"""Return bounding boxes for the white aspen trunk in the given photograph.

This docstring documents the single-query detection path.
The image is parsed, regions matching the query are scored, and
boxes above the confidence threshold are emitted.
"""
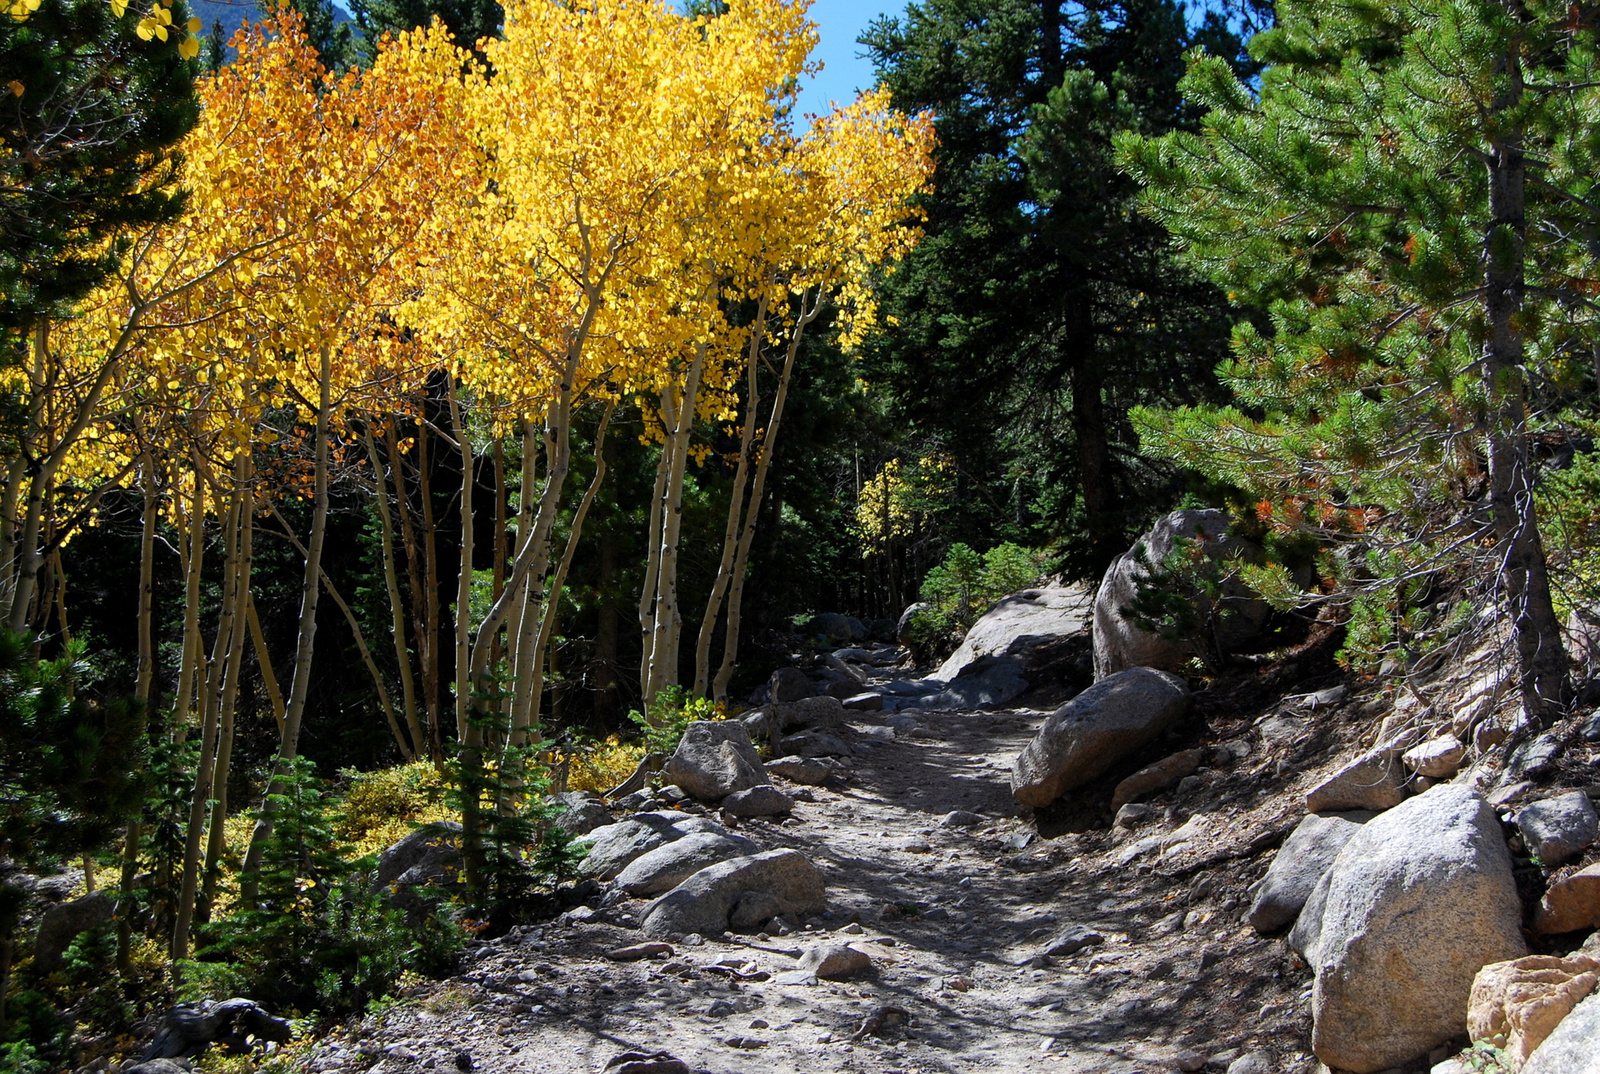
[508,421,544,735]
[239,344,332,905]
[713,293,821,702]
[171,456,206,745]
[172,463,239,960]
[201,454,252,918]
[246,596,284,736]
[448,380,476,743]
[364,425,423,755]
[636,412,671,713]
[695,294,770,695]
[644,343,706,706]
[135,444,158,703]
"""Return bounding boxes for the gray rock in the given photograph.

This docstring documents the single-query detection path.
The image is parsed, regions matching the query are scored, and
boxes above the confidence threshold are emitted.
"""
[614,832,758,897]
[766,756,832,785]
[1010,667,1192,809]
[1304,785,1527,1073]
[1040,925,1103,957]
[664,721,769,802]
[1248,811,1374,935]
[768,667,815,704]
[1523,986,1600,1074]
[934,581,1092,683]
[145,998,292,1060]
[30,889,114,975]
[551,792,613,837]
[641,850,826,938]
[1508,734,1564,779]
[1581,711,1600,744]
[797,944,872,980]
[1517,792,1598,867]
[1092,509,1268,680]
[778,729,854,758]
[841,692,884,712]
[123,1061,191,1074]
[722,785,794,818]
[1111,748,1204,811]
[578,812,725,881]
[939,810,984,829]
[374,823,465,916]
[770,695,846,733]
[1225,1053,1273,1074]
[917,656,1030,711]
[896,602,929,648]
[1304,750,1405,813]
[1115,802,1155,827]
[1401,736,1467,779]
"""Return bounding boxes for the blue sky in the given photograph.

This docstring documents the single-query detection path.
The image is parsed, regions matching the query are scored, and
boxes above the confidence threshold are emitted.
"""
[794,0,907,121]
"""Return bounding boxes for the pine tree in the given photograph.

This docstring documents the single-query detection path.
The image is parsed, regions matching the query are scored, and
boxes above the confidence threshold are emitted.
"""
[861,0,1245,574]
[1118,0,1596,723]
[0,0,199,353]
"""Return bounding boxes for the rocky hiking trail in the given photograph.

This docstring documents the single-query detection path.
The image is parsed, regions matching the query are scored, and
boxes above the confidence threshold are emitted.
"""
[309,694,1319,1074]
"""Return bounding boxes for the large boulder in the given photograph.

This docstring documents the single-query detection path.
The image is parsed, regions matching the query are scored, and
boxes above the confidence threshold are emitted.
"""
[31,890,115,975]
[1092,509,1267,680]
[577,812,727,881]
[914,656,1031,711]
[663,721,769,802]
[374,823,465,916]
[934,581,1092,683]
[1248,811,1373,935]
[1010,667,1191,809]
[614,832,758,897]
[640,849,826,938]
[1301,785,1527,1073]
[1523,986,1600,1074]
[1469,955,1600,1066]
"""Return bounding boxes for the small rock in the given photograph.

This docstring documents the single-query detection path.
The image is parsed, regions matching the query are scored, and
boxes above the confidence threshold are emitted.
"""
[1533,861,1600,934]
[1581,711,1600,743]
[1508,734,1563,778]
[1115,802,1155,828]
[839,921,864,934]
[940,810,984,829]
[1174,1051,1206,1073]
[842,692,884,712]
[773,969,817,985]
[722,785,795,818]
[897,837,932,853]
[1110,748,1204,811]
[1518,792,1599,867]
[1402,737,1468,779]
[1304,750,1404,813]
[797,944,873,980]
[604,1051,690,1074]
[765,756,832,785]
[723,1037,767,1049]
[606,942,675,962]
[749,1018,769,1029]
[1039,925,1103,957]
[1226,1053,1273,1074]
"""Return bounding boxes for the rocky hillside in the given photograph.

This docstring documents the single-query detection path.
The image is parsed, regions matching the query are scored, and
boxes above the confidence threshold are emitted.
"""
[122,511,1600,1074]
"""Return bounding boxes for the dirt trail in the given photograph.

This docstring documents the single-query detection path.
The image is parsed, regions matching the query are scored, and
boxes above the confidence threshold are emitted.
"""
[307,702,1327,1074]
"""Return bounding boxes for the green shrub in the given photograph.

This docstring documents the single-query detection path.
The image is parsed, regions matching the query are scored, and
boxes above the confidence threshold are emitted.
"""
[193,758,459,1018]
[626,686,724,757]
[910,542,1052,651]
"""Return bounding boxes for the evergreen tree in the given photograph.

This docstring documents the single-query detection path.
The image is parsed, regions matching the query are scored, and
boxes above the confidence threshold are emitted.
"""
[1119,0,1594,722]
[861,0,1245,575]
[0,0,198,354]
[350,0,499,60]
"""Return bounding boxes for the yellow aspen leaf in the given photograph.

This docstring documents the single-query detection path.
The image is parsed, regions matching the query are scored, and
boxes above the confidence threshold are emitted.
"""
[6,79,21,96]
[178,35,198,58]
[186,15,200,32]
